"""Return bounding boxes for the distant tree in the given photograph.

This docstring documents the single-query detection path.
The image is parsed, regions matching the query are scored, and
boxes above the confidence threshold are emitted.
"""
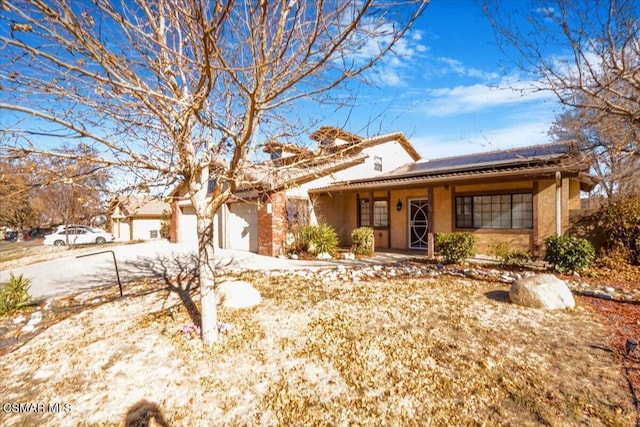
[0,158,39,233]
[550,104,639,198]
[38,144,110,227]
[0,145,109,232]
[484,0,640,130]
[0,0,428,344]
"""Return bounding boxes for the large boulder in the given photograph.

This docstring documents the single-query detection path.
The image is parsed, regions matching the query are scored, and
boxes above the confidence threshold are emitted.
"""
[217,281,261,309]
[509,274,575,310]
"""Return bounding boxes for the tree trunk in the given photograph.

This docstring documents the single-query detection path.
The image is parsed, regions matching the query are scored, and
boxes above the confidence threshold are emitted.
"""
[197,212,218,345]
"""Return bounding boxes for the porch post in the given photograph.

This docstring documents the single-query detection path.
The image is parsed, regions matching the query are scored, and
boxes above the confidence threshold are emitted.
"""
[555,171,562,236]
[427,186,434,258]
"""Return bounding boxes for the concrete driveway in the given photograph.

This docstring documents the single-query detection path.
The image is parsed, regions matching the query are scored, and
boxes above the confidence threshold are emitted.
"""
[2,241,401,300]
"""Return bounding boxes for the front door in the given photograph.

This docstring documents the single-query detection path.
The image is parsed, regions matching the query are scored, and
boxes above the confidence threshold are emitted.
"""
[409,199,429,249]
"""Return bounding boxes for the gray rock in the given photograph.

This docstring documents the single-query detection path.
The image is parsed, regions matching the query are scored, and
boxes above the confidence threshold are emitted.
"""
[217,281,261,309]
[316,252,333,260]
[509,274,575,310]
[341,252,356,260]
[500,274,514,282]
[28,311,43,326]
[21,324,37,333]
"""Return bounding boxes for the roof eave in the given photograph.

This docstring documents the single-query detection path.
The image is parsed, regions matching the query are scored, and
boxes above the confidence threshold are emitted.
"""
[308,164,585,194]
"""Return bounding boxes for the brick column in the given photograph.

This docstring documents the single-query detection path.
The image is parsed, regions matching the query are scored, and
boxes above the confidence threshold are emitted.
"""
[258,191,287,257]
[170,199,180,243]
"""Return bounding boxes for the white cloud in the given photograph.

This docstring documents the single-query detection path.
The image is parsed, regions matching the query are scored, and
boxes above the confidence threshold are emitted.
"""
[347,26,428,87]
[419,76,554,117]
[412,120,553,160]
[536,7,556,18]
[435,57,499,80]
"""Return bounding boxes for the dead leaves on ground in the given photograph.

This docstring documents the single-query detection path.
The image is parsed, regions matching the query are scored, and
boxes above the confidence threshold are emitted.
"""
[0,272,636,426]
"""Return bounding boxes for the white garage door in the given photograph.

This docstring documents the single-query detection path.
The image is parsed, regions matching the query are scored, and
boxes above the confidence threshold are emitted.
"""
[180,206,198,247]
[227,202,258,252]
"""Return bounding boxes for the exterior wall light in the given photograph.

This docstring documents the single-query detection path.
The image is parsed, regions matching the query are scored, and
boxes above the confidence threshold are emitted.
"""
[396,200,403,211]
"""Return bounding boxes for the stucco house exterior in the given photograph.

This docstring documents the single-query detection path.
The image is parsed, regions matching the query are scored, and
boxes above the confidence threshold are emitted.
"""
[311,142,596,257]
[109,197,171,241]
[170,127,420,253]
[170,127,595,258]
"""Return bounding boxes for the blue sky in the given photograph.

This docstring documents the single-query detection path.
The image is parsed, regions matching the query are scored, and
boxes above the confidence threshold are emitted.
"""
[325,0,564,160]
[1,0,565,165]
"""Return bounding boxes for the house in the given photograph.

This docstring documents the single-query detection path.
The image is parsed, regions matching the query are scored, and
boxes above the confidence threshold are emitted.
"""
[109,197,171,241]
[171,127,595,257]
[170,127,420,253]
[311,141,596,257]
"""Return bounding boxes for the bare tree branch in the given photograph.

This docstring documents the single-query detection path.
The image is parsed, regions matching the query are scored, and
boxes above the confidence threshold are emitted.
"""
[0,0,429,345]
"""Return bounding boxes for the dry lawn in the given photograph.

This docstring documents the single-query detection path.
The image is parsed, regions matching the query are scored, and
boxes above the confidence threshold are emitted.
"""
[0,271,636,426]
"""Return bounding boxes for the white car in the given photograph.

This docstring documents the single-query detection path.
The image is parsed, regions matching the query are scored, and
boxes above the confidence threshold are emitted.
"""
[43,227,115,247]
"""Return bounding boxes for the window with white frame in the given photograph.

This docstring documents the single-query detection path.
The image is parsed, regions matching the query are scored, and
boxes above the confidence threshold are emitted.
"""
[374,156,382,172]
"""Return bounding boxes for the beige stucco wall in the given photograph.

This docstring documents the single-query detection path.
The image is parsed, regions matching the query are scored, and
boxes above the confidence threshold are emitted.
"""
[537,179,557,245]
[432,186,451,234]
[454,180,534,193]
[315,193,356,246]
[569,179,581,209]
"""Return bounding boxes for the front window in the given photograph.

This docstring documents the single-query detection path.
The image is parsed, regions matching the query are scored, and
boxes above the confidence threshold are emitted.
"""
[359,199,371,227]
[358,197,388,227]
[455,193,533,229]
[373,200,388,227]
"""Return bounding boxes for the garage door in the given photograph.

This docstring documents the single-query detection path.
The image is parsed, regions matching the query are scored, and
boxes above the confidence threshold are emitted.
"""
[227,202,258,252]
[180,206,198,247]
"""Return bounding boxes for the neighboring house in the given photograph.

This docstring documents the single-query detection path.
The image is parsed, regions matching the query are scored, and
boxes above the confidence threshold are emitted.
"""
[171,127,595,257]
[109,197,171,241]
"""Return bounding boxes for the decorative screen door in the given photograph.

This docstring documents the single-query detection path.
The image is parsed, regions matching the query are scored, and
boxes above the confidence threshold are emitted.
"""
[409,199,429,249]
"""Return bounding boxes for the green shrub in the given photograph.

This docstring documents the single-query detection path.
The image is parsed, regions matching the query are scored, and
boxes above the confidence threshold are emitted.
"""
[434,232,476,264]
[489,240,532,267]
[0,273,33,316]
[544,235,595,272]
[596,195,640,265]
[300,223,338,255]
[351,227,374,256]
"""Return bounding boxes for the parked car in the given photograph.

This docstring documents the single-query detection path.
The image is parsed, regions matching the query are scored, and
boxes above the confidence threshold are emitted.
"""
[43,227,115,247]
[4,230,18,241]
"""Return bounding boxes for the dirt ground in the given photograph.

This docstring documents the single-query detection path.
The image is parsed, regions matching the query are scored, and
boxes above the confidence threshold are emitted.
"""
[1,268,638,426]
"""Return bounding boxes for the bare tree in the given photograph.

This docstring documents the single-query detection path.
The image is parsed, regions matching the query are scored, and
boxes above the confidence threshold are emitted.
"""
[550,104,639,197]
[0,158,39,233]
[484,0,640,129]
[0,0,428,344]
[39,144,110,228]
[0,144,108,233]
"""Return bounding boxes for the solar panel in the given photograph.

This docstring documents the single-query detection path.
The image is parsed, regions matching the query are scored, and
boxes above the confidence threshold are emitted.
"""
[388,142,572,177]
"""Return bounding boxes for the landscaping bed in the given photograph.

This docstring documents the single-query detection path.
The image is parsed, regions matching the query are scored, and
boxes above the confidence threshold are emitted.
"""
[1,265,637,426]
